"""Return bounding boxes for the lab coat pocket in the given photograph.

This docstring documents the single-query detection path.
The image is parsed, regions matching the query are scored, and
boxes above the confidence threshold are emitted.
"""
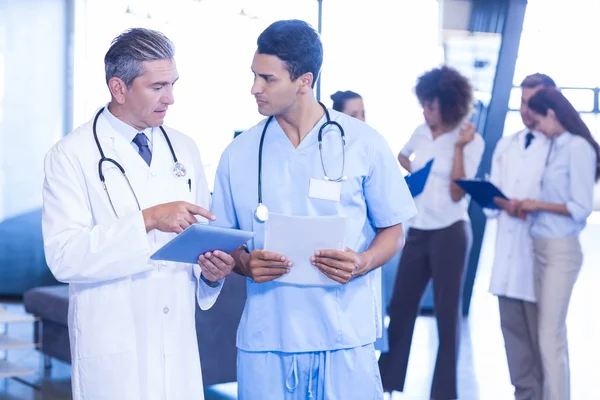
[73,283,137,360]
[173,175,194,204]
[76,352,140,399]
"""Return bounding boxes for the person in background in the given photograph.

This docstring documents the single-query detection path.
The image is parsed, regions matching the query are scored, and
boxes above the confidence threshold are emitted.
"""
[331,90,365,121]
[379,65,485,400]
[331,88,401,354]
[486,73,556,400]
[516,87,599,400]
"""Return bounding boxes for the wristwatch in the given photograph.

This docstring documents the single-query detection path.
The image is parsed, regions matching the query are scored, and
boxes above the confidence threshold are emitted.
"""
[200,274,220,288]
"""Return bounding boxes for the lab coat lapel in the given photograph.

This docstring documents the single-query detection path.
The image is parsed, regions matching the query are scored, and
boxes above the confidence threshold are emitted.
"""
[95,114,152,210]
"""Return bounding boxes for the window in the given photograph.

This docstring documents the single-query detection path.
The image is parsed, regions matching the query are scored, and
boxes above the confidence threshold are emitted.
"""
[73,0,442,189]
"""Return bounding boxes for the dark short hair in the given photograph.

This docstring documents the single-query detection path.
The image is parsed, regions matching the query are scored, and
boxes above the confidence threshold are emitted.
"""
[257,20,323,88]
[105,28,174,88]
[415,66,473,128]
[520,73,557,89]
[331,90,362,112]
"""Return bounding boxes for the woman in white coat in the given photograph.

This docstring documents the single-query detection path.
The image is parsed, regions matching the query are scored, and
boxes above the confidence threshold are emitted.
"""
[42,28,235,400]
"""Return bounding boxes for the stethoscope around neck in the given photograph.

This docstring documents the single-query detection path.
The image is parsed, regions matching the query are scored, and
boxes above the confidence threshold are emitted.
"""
[255,102,346,222]
[92,107,186,217]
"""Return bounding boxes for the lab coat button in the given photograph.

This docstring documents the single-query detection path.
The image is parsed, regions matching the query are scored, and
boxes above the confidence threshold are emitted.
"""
[163,307,170,314]
[148,171,155,178]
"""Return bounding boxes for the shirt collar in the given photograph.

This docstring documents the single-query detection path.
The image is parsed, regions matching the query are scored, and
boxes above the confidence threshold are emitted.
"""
[554,131,573,148]
[520,129,545,144]
[103,104,153,144]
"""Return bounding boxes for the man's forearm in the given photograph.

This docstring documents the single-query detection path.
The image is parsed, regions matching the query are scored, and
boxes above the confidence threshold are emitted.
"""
[360,224,405,274]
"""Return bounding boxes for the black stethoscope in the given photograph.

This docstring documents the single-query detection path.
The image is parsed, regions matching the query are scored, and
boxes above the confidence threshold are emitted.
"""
[93,107,186,217]
[255,102,346,222]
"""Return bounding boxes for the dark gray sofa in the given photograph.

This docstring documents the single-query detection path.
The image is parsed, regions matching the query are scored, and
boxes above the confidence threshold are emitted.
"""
[23,273,247,386]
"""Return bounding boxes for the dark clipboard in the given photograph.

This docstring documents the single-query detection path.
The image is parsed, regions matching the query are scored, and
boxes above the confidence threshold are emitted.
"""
[454,179,508,210]
[404,159,434,197]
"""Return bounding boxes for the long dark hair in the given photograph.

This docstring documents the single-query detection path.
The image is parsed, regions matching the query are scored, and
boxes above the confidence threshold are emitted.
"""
[529,87,600,181]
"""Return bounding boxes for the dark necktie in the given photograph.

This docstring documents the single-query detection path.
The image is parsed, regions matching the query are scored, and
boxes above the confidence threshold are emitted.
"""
[133,133,152,166]
[525,131,534,149]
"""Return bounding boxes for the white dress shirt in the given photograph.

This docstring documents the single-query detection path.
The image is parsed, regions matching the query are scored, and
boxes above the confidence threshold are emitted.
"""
[531,132,597,238]
[487,129,549,302]
[104,104,154,152]
[400,123,485,230]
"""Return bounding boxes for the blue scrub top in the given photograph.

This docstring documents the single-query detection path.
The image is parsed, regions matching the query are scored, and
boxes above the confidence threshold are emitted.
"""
[211,109,417,353]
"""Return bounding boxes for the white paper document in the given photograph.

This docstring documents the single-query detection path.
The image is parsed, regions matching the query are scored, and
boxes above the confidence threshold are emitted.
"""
[264,213,347,287]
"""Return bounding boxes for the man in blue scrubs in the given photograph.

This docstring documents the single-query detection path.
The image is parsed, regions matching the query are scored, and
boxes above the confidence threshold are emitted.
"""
[210,20,417,399]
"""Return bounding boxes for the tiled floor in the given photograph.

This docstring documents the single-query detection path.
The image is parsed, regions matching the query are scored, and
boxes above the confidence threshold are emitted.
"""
[2,219,599,399]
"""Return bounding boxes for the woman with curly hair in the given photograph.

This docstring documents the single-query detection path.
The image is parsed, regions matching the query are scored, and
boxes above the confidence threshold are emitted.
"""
[378,66,485,400]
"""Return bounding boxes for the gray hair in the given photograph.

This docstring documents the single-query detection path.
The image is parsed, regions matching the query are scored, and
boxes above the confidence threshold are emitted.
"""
[104,28,175,88]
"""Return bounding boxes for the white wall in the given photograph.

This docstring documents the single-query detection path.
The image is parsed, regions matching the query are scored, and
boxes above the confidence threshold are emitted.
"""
[71,0,443,189]
[440,0,473,31]
[0,0,67,221]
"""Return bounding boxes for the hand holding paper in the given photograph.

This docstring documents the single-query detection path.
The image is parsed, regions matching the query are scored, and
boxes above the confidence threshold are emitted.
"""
[264,213,347,286]
[311,248,363,284]
[243,250,292,283]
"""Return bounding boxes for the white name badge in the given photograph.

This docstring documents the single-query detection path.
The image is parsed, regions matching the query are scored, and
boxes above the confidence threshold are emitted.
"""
[308,178,342,202]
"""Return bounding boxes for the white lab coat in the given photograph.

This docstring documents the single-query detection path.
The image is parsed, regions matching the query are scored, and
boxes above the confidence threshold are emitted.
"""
[486,130,549,302]
[42,110,222,400]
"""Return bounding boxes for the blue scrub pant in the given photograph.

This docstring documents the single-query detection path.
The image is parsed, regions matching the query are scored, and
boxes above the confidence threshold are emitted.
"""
[237,343,383,400]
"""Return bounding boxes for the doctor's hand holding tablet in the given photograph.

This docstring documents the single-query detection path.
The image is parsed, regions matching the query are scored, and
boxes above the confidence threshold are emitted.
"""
[144,200,237,282]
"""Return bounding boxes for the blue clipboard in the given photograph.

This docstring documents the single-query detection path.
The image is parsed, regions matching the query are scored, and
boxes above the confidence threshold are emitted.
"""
[150,224,254,264]
[454,179,508,210]
[404,159,434,197]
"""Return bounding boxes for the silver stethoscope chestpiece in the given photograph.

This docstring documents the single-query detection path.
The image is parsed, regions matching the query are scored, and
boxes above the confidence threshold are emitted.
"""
[173,162,187,177]
[255,203,269,222]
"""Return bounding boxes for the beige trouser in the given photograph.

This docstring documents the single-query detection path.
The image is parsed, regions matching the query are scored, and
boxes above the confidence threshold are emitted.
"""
[533,237,583,400]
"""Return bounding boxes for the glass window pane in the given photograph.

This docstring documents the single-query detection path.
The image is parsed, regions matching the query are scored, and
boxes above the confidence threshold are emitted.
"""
[508,87,521,111]
[320,0,442,154]
[516,0,600,87]
[561,89,595,113]
[581,114,600,143]
[503,111,524,137]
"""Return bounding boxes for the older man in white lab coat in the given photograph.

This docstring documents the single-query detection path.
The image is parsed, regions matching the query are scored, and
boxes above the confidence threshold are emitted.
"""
[487,73,556,400]
[42,28,234,400]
